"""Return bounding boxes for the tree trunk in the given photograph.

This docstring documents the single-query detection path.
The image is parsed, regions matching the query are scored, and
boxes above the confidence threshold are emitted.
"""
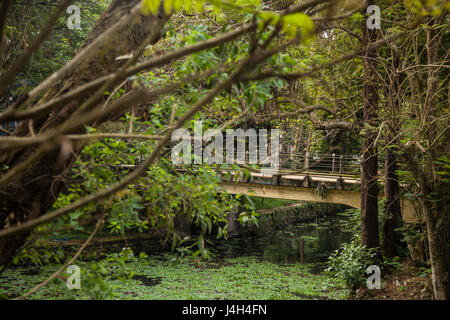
[421,16,449,300]
[360,0,380,250]
[383,146,401,258]
[0,0,167,268]
[383,50,402,259]
[402,144,449,300]
[424,202,449,300]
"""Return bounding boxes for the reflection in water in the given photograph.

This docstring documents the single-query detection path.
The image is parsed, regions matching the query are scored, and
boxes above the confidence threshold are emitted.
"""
[212,215,352,264]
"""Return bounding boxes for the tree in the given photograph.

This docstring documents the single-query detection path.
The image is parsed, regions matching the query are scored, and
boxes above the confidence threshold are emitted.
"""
[360,0,380,251]
[0,0,167,268]
[395,11,449,300]
[0,0,448,300]
[0,0,326,272]
[375,0,449,298]
[382,49,402,259]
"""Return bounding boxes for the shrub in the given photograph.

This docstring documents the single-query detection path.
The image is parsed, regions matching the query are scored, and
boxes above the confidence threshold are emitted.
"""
[325,235,378,290]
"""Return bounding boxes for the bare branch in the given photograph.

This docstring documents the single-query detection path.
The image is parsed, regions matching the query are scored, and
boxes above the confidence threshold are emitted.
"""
[0,48,268,239]
[0,22,256,123]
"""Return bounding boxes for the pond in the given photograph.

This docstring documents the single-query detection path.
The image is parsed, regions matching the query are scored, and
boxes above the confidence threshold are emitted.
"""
[212,214,352,266]
[0,212,353,299]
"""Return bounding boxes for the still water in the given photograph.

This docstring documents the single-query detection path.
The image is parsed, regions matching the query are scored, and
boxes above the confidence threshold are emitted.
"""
[212,215,352,265]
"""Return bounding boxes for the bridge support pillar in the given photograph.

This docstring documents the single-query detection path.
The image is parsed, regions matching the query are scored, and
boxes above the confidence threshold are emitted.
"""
[226,205,240,237]
[272,174,281,186]
[336,177,345,190]
[303,176,312,188]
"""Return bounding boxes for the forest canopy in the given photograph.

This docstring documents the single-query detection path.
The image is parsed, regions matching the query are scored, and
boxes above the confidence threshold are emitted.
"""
[0,0,448,300]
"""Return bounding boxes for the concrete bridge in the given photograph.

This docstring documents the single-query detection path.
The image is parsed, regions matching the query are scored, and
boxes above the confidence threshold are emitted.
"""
[219,171,417,223]
[176,152,418,223]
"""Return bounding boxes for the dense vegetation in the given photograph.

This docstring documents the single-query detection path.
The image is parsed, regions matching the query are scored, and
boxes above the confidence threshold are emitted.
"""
[0,0,448,300]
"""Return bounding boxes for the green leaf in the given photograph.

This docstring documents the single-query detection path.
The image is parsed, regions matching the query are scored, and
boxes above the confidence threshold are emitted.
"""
[281,13,315,40]
[163,0,175,14]
[142,0,162,15]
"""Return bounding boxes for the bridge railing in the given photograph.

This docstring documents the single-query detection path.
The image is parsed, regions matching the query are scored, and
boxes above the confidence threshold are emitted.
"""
[221,151,361,175]
[276,152,361,175]
[170,151,365,177]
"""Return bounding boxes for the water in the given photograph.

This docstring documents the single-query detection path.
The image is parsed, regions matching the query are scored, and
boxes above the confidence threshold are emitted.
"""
[211,214,352,265]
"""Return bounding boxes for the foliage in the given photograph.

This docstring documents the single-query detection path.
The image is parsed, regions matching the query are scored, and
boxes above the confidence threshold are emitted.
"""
[325,235,378,289]
[2,0,109,92]
[2,0,449,300]
[142,0,315,41]
[1,255,350,300]
[13,246,66,267]
[70,248,144,299]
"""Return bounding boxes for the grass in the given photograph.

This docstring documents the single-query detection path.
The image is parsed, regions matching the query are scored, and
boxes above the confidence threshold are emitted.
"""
[0,255,350,300]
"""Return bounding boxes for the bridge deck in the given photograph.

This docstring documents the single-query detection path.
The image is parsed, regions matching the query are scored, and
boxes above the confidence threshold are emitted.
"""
[244,172,360,184]
[217,170,417,224]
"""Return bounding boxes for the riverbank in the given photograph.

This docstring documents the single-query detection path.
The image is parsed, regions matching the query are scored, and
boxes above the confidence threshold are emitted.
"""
[353,261,433,300]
